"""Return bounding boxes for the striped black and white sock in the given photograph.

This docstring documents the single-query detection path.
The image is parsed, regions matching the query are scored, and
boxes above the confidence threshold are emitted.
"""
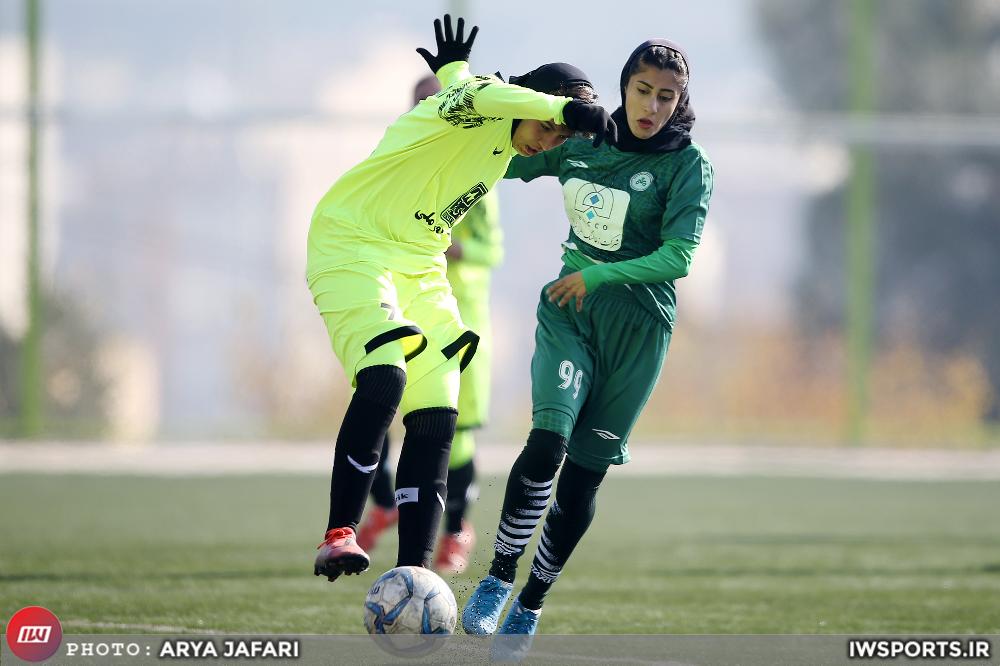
[488,429,566,583]
[527,500,564,585]
[518,460,606,611]
[495,475,551,556]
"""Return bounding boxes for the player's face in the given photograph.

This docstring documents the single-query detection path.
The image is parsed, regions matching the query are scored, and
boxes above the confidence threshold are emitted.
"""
[624,64,683,139]
[512,119,573,157]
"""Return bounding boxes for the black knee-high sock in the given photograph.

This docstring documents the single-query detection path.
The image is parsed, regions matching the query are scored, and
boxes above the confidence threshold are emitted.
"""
[445,458,476,534]
[327,366,406,532]
[369,434,396,509]
[395,407,457,567]
[488,429,567,583]
[518,459,606,610]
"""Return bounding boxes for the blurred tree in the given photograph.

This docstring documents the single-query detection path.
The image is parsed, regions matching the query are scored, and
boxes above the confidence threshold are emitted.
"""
[756,0,1000,420]
[0,294,110,438]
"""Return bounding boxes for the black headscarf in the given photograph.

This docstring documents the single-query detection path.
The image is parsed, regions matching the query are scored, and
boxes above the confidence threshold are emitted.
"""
[509,62,594,96]
[611,39,696,153]
[507,62,596,136]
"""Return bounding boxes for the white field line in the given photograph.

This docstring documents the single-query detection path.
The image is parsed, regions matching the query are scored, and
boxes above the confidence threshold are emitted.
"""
[1,442,999,480]
[62,620,224,634]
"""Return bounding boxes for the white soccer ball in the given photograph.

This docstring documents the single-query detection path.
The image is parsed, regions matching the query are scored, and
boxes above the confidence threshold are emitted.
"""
[364,566,457,636]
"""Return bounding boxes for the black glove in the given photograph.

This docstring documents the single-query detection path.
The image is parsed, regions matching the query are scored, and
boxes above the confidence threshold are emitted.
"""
[561,100,619,148]
[415,14,479,74]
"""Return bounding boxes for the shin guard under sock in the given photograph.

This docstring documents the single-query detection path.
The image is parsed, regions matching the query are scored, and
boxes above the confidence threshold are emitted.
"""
[488,428,567,583]
[369,434,396,509]
[518,459,606,610]
[394,407,457,567]
[327,365,406,531]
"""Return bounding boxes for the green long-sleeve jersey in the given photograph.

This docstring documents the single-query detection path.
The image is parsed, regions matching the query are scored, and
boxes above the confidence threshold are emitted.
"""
[307,61,570,279]
[507,137,714,330]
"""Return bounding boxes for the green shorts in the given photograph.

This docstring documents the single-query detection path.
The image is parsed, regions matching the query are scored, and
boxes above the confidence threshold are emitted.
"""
[531,280,670,471]
[308,262,478,408]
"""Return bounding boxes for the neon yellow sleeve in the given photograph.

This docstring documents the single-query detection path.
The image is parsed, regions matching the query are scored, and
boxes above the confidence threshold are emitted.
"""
[435,61,473,89]
[470,82,571,123]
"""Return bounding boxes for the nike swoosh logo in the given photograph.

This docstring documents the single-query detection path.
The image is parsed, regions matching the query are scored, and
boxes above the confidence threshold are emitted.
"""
[347,455,379,473]
[492,147,504,155]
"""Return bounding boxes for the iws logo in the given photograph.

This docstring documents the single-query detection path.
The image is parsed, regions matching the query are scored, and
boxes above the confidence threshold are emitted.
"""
[630,171,654,191]
[17,626,51,643]
[6,606,63,662]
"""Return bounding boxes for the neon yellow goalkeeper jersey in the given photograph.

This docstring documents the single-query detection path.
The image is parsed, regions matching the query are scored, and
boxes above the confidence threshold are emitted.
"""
[307,61,570,277]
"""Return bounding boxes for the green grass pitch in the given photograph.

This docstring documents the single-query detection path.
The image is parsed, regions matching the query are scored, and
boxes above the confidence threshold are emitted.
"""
[1,473,998,634]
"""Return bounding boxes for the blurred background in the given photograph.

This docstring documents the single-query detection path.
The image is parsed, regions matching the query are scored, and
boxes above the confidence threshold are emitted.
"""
[1,0,998,449]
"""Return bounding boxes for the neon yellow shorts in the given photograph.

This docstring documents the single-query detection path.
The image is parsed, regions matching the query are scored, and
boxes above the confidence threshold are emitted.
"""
[308,262,478,406]
[452,284,491,429]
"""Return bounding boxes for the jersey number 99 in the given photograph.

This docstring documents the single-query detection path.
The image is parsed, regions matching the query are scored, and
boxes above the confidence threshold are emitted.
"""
[558,360,583,400]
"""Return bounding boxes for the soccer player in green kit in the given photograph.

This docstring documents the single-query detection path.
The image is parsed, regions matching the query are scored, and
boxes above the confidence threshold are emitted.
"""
[357,74,504,575]
[308,14,618,582]
[462,39,714,640]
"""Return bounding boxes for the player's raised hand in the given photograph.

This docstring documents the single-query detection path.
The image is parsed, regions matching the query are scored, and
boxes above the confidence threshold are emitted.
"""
[561,101,619,148]
[546,271,588,312]
[416,14,479,75]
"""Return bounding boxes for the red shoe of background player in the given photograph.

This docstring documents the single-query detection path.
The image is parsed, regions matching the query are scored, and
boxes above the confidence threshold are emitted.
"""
[434,521,475,575]
[356,505,399,552]
[314,527,370,582]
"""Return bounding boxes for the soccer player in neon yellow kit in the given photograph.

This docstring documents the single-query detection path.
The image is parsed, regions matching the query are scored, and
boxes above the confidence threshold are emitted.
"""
[357,74,504,575]
[309,15,618,581]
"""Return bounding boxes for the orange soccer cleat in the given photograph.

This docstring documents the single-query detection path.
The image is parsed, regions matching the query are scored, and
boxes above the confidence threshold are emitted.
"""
[314,527,370,582]
[434,521,476,575]
[356,505,399,552]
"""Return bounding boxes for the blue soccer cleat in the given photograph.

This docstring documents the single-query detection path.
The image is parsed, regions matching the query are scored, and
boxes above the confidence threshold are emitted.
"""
[461,575,513,635]
[491,598,541,662]
[498,598,540,635]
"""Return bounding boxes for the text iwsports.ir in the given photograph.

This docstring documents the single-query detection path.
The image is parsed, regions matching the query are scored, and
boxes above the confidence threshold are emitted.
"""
[848,638,991,660]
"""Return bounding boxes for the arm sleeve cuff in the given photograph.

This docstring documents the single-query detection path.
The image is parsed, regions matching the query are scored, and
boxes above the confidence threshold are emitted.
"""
[581,265,608,292]
[581,238,698,288]
[472,83,571,122]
